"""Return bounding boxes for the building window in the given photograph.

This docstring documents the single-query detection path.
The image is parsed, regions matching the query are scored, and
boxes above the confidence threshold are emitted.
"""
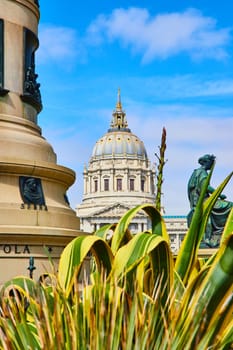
[104,178,109,191]
[129,223,138,232]
[170,235,176,243]
[129,178,134,191]
[117,178,122,191]
[141,179,145,192]
[0,19,7,96]
[0,19,3,89]
[94,180,98,192]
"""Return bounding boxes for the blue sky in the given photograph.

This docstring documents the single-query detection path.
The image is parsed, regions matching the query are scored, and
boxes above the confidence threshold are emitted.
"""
[37,0,233,215]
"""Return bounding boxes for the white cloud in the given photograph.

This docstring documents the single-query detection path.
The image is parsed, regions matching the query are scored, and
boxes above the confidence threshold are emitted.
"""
[37,25,85,65]
[37,8,231,66]
[141,76,233,98]
[87,7,231,62]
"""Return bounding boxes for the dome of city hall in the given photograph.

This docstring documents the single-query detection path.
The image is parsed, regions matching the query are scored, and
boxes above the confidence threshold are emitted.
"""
[91,91,148,160]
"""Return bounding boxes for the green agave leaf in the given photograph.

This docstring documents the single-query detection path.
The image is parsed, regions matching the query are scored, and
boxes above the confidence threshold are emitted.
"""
[175,266,210,329]
[82,279,125,350]
[58,235,113,294]
[220,318,233,350]
[205,205,233,268]
[200,173,233,268]
[0,276,37,298]
[14,322,41,350]
[184,234,233,334]
[175,167,233,285]
[221,206,233,244]
[111,233,170,277]
[175,165,214,284]
[111,203,168,254]
[27,323,41,348]
[205,288,233,348]
[173,270,185,304]
[95,223,117,240]
[149,238,174,309]
[0,300,41,349]
[143,267,153,295]
[199,171,233,246]
[111,232,173,306]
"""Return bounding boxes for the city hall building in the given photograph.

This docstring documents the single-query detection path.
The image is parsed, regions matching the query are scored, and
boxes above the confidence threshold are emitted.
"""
[76,91,187,253]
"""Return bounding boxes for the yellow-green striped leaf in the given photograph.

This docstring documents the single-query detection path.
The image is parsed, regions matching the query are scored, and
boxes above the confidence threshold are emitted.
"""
[200,171,233,245]
[111,232,173,306]
[220,206,233,244]
[175,165,214,284]
[95,223,117,240]
[111,204,168,254]
[183,233,233,335]
[58,236,113,294]
[0,276,36,299]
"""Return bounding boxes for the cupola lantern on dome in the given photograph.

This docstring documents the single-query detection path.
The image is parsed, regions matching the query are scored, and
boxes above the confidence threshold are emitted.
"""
[92,90,148,160]
[109,89,130,132]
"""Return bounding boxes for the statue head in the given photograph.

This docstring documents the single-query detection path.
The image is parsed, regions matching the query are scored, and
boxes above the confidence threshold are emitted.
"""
[24,178,38,193]
[198,154,216,169]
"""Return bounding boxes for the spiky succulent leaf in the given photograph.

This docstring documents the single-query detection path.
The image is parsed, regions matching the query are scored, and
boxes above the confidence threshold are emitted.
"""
[58,235,113,294]
[175,165,214,284]
[221,206,233,244]
[111,203,169,254]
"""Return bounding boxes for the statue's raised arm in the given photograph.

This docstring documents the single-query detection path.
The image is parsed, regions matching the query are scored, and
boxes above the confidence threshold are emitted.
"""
[187,154,232,248]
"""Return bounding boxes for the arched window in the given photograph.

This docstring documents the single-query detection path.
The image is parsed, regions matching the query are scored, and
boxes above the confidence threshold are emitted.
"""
[117,178,122,191]
[94,179,98,192]
[104,178,109,191]
[129,178,134,191]
[141,178,145,192]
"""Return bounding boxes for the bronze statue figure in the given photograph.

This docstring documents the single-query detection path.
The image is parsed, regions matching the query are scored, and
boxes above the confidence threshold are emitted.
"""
[187,154,232,248]
[24,65,42,105]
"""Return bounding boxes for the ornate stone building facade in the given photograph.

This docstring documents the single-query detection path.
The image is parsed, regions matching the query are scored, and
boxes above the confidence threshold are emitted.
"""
[77,91,156,234]
[76,91,188,252]
[163,216,187,253]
